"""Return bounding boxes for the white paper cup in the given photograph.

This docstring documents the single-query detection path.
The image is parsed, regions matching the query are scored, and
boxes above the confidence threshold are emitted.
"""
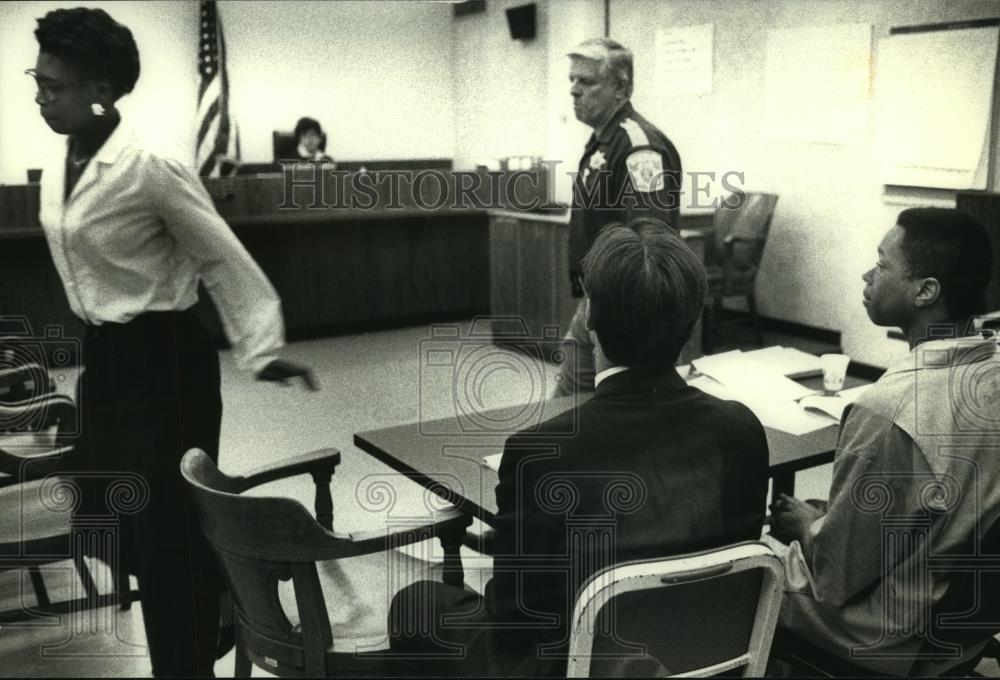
[821,353,850,393]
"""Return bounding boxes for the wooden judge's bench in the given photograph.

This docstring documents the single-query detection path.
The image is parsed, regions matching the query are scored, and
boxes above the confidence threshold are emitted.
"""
[0,165,714,362]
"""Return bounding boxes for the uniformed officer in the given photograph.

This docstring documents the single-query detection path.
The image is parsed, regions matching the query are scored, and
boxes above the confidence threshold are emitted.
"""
[553,38,684,397]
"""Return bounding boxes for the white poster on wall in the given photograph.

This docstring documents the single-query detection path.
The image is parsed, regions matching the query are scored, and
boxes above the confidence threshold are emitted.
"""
[655,24,714,97]
[874,24,998,190]
[764,24,872,145]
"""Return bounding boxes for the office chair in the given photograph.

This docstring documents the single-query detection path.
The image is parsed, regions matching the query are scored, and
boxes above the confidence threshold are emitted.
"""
[273,130,328,161]
[181,448,472,677]
[565,542,784,677]
[770,513,1000,677]
[272,131,298,162]
[701,192,779,354]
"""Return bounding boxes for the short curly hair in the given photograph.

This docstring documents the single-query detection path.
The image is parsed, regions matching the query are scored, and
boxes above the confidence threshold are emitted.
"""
[35,7,140,98]
[896,208,994,319]
[294,117,323,140]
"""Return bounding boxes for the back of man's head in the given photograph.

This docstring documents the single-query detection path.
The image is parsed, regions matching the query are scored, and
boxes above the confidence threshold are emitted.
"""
[896,208,993,319]
[583,218,707,372]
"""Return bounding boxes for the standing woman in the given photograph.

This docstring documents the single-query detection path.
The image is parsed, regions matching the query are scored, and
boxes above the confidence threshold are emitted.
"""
[30,8,315,676]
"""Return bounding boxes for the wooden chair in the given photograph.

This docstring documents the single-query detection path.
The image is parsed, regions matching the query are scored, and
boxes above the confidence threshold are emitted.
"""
[701,192,779,354]
[0,388,139,622]
[0,362,53,407]
[180,448,472,677]
[565,542,784,677]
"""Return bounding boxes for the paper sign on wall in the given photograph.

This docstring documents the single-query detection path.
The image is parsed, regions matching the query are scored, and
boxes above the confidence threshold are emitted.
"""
[874,24,998,190]
[655,24,714,97]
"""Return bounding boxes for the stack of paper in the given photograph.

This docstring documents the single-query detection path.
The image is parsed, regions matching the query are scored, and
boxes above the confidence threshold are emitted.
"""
[482,452,503,472]
[742,346,825,379]
[799,384,872,422]
[689,350,852,436]
[692,351,819,402]
[687,374,833,436]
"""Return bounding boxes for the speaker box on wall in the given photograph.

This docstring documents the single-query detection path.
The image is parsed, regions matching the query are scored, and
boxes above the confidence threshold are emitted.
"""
[453,0,486,18]
[506,3,536,41]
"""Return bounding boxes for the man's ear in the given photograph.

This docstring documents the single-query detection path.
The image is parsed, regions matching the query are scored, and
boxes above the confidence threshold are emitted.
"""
[914,277,942,309]
[584,296,595,332]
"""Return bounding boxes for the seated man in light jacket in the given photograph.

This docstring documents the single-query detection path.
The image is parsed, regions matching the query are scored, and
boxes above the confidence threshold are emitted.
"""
[770,208,1000,675]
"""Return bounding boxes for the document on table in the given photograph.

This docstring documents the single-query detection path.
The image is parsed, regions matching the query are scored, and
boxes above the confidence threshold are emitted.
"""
[482,452,503,472]
[687,375,833,436]
[799,384,872,422]
[692,351,819,402]
[741,346,824,379]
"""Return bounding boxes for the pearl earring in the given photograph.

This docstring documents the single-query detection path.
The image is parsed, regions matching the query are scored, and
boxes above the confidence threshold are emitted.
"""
[91,102,106,116]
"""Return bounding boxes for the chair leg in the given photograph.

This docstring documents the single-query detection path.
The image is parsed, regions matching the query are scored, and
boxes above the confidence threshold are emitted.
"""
[72,553,100,602]
[28,566,51,607]
[747,294,764,346]
[234,634,252,678]
[701,301,715,355]
[114,564,132,610]
[438,525,466,588]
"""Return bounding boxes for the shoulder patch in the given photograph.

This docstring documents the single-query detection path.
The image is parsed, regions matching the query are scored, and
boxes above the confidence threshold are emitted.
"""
[626,149,665,193]
[621,118,650,148]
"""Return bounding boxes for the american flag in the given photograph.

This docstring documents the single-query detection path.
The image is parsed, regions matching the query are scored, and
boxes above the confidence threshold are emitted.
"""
[195,0,239,176]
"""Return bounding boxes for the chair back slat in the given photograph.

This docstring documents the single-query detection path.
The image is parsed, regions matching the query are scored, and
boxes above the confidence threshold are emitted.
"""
[181,450,337,675]
[713,193,778,274]
[181,450,344,562]
[588,568,762,676]
[215,550,299,647]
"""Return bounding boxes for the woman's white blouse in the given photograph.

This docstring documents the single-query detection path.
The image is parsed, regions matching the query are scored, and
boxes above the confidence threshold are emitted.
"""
[39,120,284,374]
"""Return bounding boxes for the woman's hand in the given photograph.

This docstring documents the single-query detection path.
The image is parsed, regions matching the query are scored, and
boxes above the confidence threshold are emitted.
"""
[256,358,319,391]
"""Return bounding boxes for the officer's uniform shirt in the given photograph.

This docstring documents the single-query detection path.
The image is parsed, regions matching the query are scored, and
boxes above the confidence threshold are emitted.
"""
[569,101,682,282]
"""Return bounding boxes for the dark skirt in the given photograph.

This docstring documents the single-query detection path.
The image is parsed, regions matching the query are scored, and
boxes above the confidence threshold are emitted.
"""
[74,309,223,676]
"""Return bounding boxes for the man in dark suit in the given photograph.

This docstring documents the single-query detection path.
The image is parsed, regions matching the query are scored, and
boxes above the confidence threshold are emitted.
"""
[389,219,769,676]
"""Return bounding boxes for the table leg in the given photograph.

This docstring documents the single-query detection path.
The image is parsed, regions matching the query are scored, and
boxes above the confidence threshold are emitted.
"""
[772,470,795,498]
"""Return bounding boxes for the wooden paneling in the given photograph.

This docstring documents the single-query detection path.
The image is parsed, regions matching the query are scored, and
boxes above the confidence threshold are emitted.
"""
[0,236,85,346]
[0,172,499,347]
[488,210,711,364]
[488,212,576,343]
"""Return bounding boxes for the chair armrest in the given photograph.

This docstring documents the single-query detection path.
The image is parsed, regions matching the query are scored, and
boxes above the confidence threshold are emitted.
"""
[340,508,472,586]
[723,234,767,246]
[0,444,72,480]
[0,394,77,437]
[344,508,472,547]
[0,363,50,394]
[236,447,341,491]
[679,228,711,241]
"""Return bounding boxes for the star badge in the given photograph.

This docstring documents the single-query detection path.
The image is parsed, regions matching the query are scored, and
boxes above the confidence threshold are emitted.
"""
[588,150,607,171]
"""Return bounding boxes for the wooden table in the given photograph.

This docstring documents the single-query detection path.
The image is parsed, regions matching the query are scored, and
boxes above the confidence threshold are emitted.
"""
[354,373,865,526]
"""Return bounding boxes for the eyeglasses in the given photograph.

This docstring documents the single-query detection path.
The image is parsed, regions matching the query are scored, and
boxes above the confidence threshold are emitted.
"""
[24,69,91,101]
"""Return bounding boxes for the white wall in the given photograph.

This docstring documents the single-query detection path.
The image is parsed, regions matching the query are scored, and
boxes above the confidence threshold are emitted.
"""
[221,0,454,163]
[0,0,454,183]
[450,0,551,170]
[610,0,1000,368]
[0,1,198,184]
